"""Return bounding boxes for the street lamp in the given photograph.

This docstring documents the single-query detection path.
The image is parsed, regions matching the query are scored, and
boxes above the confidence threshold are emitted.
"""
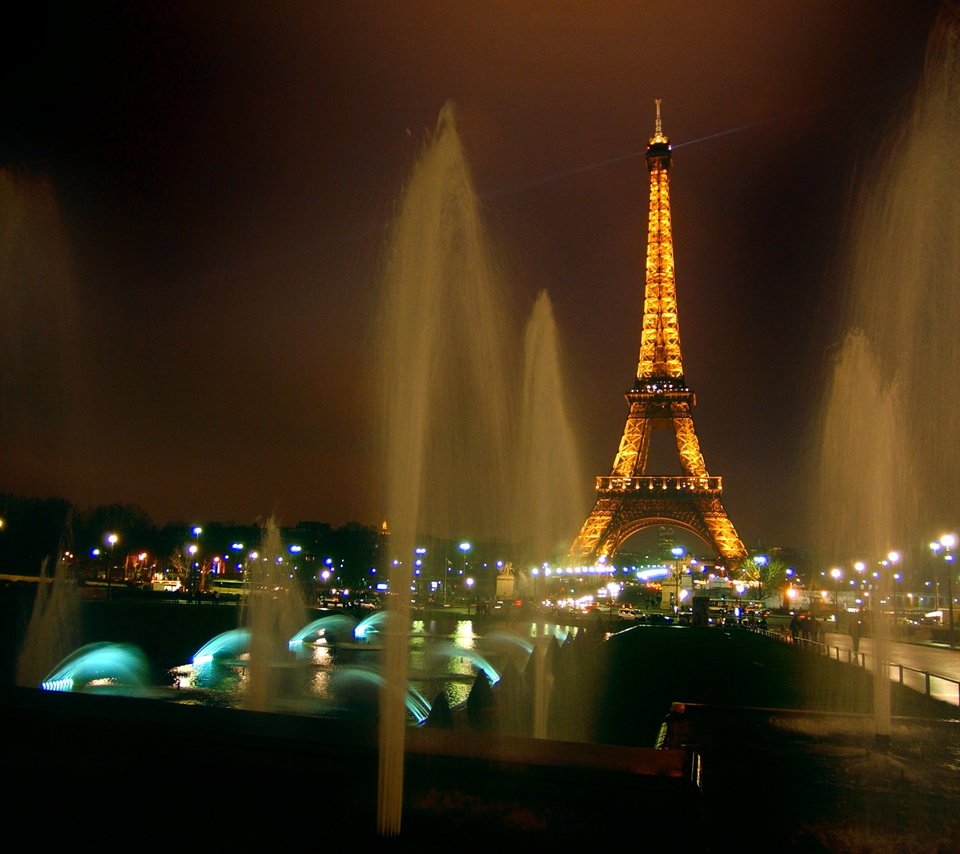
[459,541,471,606]
[881,551,900,639]
[606,580,621,618]
[830,567,842,619]
[850,560,867,626]
[753,554,768,609]
[931,534,956,649]
[671,546,685,614]
[414,547,427,604]
[188,543,199,601]
[105,533,119,595]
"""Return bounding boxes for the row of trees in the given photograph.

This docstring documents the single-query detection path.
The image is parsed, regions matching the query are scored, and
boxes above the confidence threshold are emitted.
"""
[0,493,381,589]
[0,493,798,605]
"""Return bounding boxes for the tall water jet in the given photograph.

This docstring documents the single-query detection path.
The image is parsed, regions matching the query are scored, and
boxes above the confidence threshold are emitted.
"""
[816,330,915,741]
[516,290,588,568]
[376,101,519,836]
[0,170,92,503]
[827,5,960,539]
[16,552,82,688]
[376,97,589,833]
[815,5,960,741]
[816,331,917,567]
[516,292,586,738]
[240,515,307,712]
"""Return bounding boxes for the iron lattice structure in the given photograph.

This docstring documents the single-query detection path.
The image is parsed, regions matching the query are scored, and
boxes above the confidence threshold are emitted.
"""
[570,102,747,566]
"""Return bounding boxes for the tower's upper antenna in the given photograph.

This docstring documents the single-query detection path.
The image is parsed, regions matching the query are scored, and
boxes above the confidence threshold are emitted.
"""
[650,98,668,146]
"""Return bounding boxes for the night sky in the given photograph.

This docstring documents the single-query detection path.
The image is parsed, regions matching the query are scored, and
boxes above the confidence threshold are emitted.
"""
[0,2,945,552]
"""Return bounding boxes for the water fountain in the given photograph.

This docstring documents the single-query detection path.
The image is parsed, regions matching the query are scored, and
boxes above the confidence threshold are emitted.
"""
[0,171,92,497]
[40,641,149,693]
[814,3,960,744]
[375,99,586,834]
[240,515,308,712]
[192,628,251,665]
[517,290,587,565]
[13,11,958,841]
[1,94,593,839]
[15,554,82,689]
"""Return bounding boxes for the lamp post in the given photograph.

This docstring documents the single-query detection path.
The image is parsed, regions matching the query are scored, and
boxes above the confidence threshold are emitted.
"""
[187,544,199,602]
[851,560,867,631]
[931,534,956,649]
[105,533,119,596]
[190,527,203,600]
[414,548,427,605]
[830,567,842,620]
[753,554,768,610]
[881,551,900,640]
[459,541,471,607]
[854,561,865,595]
[671,546,685,614]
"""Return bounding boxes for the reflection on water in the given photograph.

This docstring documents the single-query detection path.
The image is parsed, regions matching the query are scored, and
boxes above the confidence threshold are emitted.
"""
[170,618,576,722]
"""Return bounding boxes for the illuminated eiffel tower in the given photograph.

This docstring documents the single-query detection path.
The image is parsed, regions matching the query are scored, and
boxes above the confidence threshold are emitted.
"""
[570,101,747,566]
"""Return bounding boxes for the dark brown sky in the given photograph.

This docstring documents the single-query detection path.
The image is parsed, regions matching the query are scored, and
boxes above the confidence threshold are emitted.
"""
[0,1,944,551]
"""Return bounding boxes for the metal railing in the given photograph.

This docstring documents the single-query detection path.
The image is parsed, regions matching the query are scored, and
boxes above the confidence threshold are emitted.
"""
[755,626,960,707]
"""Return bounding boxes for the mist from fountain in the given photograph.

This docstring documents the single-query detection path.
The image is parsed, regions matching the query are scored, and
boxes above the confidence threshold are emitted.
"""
[375,100,586,834]
[816,330,913,739]
[16,554,82,688]
[814,5,960,741]
[240,515,308,712]
[0,171,96,511]
[517,289,587,570]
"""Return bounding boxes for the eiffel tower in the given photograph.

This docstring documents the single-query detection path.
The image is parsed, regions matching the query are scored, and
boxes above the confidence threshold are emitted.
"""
[570,101,747,566]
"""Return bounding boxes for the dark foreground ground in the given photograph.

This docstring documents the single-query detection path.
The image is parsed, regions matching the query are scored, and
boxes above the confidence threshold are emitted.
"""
[1,587,958,852]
